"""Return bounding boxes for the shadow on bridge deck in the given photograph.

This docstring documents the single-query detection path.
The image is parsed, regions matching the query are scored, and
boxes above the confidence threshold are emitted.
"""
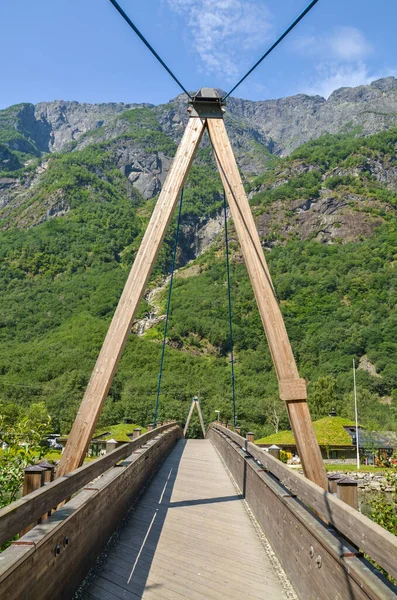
[75,439,293,600]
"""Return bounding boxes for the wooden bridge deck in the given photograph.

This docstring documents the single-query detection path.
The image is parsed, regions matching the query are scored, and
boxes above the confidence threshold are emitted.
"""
[76,439,293,600]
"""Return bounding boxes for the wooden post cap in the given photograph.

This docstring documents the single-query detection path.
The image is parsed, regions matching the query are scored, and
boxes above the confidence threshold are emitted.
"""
[24,465,46,474]
[246,432,255,443]
[337,477,358,486]
[132,428,142,439]
[147,423,154,431]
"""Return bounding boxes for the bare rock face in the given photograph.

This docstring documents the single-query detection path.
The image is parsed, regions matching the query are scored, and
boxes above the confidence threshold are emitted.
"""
[226,77,397,156]
[33,101,151,152]
[3,77,397,161]
[116,146,172,200]
[0,177,19,209]
[180,211,229,264]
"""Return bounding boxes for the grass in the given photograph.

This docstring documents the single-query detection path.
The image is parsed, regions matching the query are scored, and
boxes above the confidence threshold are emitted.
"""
[324,464,396,473]
[93,422,147,442]
[256,417,357,446]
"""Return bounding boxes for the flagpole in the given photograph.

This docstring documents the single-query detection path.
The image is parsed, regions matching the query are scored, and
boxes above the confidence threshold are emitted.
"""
[353,359,360,470]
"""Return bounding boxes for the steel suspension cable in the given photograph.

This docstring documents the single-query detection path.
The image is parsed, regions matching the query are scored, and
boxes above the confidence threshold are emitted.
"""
[223,0,321,101]
[223,189,237,427]
[153,188,184,427]
[109,0,192,99]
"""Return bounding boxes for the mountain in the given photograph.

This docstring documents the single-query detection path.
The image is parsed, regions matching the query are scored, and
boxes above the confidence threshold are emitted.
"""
[1,79,397,438]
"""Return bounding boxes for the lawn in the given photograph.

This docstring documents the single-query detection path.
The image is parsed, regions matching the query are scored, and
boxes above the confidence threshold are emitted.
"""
[324,463,396,474]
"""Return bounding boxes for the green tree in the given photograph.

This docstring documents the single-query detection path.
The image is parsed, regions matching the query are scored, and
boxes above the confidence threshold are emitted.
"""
[0,404,51,509]
[308,376,339,420]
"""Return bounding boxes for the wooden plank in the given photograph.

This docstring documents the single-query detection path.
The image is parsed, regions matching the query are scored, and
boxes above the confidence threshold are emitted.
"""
[208,424,397,583]
[79,440,289,600]
[57,117,206,477]
[0,423,179,548]
[206,117,327,491]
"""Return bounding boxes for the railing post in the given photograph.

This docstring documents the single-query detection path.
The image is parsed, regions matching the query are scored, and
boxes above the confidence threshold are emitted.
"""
[132,428,142,439]
[268,444,281,460]
[327,474,341,494]
[106,439,118,453]
[38,460,55,483]
[147,423,154,431]
[227,423,232,430]
[38,460,56,522]
[235,426,241,435]
[246,432,255,443]
[337,477,358,510]
[20,465,45,536]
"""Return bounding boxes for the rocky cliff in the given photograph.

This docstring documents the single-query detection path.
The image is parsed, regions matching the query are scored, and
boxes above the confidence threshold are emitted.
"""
[2,77,397,256]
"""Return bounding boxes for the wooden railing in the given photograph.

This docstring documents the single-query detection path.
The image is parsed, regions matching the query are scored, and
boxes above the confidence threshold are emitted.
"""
[0,423,182,600]
[207,423,397,600]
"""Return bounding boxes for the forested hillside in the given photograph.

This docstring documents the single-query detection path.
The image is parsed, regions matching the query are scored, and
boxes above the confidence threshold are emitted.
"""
[1,86,397,438]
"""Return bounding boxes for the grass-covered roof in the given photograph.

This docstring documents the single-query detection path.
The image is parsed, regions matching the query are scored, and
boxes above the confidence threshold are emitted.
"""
[256,417,357,446]
[93,423,146,442]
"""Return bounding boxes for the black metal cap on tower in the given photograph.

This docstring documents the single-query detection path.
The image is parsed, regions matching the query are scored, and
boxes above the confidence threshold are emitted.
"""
[188,88,225,118]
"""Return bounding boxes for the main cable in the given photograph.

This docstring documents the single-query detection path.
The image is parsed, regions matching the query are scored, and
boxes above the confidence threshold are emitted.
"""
[109,0,192,99]
[153,188,184,427]
[223,189,237,427]
[223,0,321,101]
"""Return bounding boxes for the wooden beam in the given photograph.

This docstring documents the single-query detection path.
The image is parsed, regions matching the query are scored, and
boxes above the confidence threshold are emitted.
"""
[207,118,327,490]
[183,398,196,437]
[196,400,206,438]
[57,118,206,477]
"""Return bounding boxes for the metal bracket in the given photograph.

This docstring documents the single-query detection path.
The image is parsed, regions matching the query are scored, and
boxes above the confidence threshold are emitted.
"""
[188,87,225,118]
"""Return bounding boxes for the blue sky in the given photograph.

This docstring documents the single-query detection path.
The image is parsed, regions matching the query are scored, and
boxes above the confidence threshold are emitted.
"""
[1,0,396,109]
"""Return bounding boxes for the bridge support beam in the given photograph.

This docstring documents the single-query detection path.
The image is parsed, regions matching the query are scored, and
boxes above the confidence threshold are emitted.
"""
[56,117,206,477]
[207,117,327,490]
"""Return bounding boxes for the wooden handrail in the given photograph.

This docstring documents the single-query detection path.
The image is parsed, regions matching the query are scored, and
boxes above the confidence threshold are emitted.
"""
[0,422,178,548]
[208,423,397,581]
[0,426,182,600]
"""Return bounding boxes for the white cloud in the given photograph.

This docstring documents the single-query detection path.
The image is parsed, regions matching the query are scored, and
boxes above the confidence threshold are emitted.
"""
[294,26,394,98]
[328,27,372,61]
[304,62,397,98]
[167,0,273,79]
[294,26,372,62]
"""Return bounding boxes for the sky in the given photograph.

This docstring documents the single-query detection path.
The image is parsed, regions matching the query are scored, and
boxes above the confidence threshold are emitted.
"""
[1,0,396,110]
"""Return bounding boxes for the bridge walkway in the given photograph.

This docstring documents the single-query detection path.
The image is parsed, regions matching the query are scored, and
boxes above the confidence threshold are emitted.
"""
[76,439,293,600]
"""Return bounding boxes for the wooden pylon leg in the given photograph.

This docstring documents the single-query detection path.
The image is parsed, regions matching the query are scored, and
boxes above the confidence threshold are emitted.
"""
[207,118,327,490]
[57,117,206,477]
[196,400,206,438]
[183,399,196,437]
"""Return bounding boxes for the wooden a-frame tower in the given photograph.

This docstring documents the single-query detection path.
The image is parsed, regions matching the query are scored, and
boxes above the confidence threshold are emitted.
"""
[57,89,327,490]
[183,396,206,439]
